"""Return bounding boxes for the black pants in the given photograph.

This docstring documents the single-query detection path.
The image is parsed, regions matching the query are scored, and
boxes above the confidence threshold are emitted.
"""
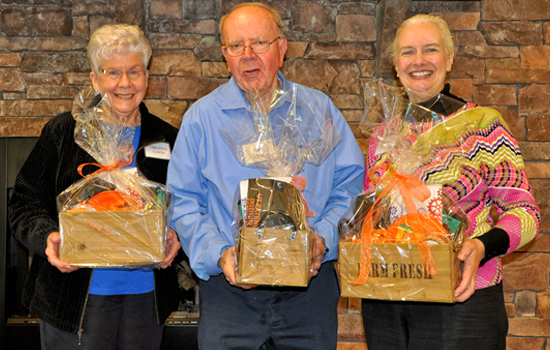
[198,262,340,350]
[40,292,164,350]
[362,283,508,350]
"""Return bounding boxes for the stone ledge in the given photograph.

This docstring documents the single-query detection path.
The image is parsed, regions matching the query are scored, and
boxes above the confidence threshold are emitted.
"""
[0,117,52,137]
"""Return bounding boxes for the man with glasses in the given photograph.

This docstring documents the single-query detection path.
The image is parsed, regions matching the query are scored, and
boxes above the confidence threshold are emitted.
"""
[167,3,364,349]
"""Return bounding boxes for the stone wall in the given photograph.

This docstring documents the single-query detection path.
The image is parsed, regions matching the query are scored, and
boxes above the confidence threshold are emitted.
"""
[0,1,549,349]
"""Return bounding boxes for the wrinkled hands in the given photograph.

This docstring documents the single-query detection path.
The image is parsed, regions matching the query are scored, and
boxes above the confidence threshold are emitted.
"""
[218,246,257,289]
[308,234,327,279]
[159,228,181,269]
[454,238,485,302]
[46,232,80,273]
[47,228,181,273]
[218,233,327,288]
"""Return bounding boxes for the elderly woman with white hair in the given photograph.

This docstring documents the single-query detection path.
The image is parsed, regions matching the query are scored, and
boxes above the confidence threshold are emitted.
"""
[9,24,181,350]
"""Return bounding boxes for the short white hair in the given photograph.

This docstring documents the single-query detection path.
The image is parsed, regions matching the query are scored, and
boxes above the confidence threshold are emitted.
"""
[88,24,152,74]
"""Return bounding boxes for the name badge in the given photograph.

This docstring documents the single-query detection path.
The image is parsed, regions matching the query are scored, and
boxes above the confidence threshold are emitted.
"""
[145,142,171,160]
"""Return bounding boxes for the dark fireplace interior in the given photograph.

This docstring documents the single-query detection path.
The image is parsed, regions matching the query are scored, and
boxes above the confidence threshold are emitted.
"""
[1,137,199,349]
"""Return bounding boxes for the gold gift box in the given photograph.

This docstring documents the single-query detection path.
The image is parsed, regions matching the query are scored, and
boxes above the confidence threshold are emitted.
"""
[338,239,461,303]
[59,209,165,267]
[237,227,310,287]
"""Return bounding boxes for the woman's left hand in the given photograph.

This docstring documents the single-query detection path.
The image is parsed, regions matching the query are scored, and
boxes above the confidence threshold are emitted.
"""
[454,238,485,302]
[160,228,181,269]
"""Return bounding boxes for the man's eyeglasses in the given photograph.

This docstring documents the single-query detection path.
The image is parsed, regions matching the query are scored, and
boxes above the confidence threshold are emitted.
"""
[101,69,145,81]
[223,37,281,57]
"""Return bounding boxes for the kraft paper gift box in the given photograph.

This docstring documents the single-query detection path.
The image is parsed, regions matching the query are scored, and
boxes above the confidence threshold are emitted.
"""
[337,183,465,303]
[238,227,310,287]
[338,239,461,303]
[236,178,312,287]
[59,209,165,267]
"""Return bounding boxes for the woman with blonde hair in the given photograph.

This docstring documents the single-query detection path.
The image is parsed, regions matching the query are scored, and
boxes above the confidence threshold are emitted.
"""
[361,14,540,350]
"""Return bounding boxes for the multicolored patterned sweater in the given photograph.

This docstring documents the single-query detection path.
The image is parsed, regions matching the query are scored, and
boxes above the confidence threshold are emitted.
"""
[365,103,541,290]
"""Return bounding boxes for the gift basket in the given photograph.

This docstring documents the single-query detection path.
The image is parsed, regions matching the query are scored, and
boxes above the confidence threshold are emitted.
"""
[56,87,173,267]
[221,83,341,287]
[338,79,475,303]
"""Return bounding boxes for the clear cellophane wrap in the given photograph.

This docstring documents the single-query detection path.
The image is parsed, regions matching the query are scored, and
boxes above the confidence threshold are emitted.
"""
[338,79,473,302]
[56,87,173,268]
[221,84,342,286]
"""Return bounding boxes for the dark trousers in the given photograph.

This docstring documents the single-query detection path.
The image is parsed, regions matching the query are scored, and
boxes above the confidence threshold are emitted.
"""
[362,283,508,350]
[198,262,340,350]
[40,292,164,350]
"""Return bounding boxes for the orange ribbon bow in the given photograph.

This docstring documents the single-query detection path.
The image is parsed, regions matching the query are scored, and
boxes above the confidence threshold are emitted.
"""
[77,157,132,178]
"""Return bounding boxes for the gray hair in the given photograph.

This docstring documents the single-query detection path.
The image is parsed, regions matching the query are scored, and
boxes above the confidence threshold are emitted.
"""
[389,14,455,65]
[219,2,285,45]
[87,24,152,75]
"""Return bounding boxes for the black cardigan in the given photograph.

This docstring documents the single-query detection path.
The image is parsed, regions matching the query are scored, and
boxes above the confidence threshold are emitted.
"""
[8,103,180,333]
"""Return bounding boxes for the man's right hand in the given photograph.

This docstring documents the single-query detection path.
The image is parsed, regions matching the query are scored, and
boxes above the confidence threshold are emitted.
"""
[218,246,256,289]
[46,232,80,273]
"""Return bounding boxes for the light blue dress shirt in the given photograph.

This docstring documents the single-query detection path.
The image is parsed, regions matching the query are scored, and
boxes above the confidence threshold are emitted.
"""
[167,72,365,281]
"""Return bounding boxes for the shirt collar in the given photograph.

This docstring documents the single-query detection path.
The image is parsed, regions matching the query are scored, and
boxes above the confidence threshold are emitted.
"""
[221,71,289,111]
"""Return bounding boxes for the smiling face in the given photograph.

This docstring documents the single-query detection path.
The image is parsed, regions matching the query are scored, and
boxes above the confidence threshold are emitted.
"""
[90,52,148,125]
[221,6,287,99]
[395,22,454,103]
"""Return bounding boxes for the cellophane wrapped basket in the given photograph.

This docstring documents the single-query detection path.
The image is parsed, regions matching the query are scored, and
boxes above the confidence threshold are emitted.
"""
[338,80,474,302]
[56,87,173,268]
[221,84,341,286]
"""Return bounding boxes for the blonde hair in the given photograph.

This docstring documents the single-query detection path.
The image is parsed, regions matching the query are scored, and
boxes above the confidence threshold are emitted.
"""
[389,14,455,65]
[87,24,152,74]
[219,2,285,45]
